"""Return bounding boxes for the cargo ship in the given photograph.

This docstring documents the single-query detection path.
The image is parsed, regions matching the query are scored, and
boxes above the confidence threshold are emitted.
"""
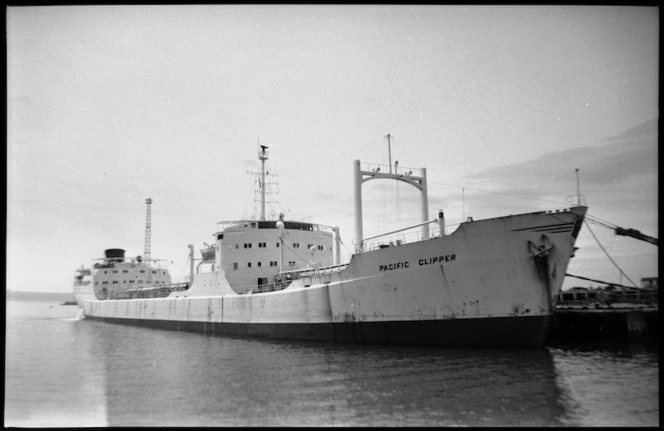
[77,145,587,347]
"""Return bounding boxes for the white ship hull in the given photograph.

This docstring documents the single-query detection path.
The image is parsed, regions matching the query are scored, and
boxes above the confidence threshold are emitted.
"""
[80,207,585,347]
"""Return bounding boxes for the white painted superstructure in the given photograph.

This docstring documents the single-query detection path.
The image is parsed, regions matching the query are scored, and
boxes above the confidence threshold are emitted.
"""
[72,198,179,307]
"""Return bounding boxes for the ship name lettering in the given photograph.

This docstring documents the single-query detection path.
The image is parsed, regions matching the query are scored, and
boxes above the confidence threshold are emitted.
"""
[379,261,410,272]
[418,254,456,266]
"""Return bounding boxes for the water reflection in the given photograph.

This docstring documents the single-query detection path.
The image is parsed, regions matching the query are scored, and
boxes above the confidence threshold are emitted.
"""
[7,302,657,428]
[89,326,568,426]
[551,341,659,427]
[5,302,109,427]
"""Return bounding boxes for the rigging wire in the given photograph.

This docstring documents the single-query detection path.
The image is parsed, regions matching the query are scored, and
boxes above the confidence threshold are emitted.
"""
[379,139,388,233]
[177,252,191,283]
[281,241,313,266]
[565,273,636,290]
[583,220,638,288]
[586,213,619,228]
[427,180,569,206]
[396,174,400,225]
[585,214,619,230]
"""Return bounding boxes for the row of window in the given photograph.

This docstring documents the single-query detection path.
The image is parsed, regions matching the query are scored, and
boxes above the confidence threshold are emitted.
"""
[231,261,296,270]
[294,243,323,250]
[103,269,166,274]
[239,242,279,249]
[234,243,330,251]
[97,279,167,285]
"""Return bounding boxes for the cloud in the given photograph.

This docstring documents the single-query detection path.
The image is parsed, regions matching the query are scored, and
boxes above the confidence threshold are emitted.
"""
[465,118,657,213]
[602,118,658,143]
[462,119,658,288]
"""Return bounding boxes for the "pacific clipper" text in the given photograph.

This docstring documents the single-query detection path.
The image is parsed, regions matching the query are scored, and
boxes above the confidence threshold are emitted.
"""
[379,254,457,272]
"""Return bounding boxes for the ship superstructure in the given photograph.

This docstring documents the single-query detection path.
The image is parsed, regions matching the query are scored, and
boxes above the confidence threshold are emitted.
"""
[77,141,587,347]
[73,200,181,307]
[214,217,339,294]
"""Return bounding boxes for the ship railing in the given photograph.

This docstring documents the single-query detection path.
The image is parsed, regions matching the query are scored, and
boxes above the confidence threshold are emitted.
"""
[244,263,350,295]
[93,257,171,270]
[361,162,424,178]
[362,220,455,252]
[215,219,337,235]
[250,282,287,294]
[124,282,190,299]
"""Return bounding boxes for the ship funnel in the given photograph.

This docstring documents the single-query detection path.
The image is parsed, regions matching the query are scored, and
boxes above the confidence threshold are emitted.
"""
[104,248,126,263]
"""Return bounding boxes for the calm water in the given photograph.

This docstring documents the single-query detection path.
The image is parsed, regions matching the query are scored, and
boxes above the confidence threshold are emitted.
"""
[5,300,659,427]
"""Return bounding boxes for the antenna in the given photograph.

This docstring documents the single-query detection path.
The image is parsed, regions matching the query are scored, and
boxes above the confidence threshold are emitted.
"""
[144,197,153,266]
[248,144,280,220]
[575,168,581,206]
[258,142,268,220]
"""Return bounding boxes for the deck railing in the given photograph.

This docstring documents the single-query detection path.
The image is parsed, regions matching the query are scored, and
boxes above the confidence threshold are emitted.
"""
[247,263,350,294]
[122,282,190,299]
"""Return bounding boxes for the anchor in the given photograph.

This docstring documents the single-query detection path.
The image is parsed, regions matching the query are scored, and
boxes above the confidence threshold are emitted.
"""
[528,234,556,309]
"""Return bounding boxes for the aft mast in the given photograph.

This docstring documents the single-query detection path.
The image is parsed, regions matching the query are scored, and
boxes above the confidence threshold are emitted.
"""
[259,143,268,221]
[248,143,280,220]
[144,197,153,266]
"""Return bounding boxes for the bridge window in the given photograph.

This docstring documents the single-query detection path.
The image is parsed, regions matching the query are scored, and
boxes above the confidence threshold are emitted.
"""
[257,262,262,267]
[248,262,252,268]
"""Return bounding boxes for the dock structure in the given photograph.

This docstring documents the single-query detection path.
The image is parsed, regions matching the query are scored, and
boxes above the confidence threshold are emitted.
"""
[549,284,659,343]
[550,306,658,343]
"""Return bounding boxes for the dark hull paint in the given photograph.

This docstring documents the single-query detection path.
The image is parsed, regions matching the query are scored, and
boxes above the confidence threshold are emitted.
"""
[85,314,551,347]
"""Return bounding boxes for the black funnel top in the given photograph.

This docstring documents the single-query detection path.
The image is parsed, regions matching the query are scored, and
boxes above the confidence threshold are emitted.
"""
[104,248,126,259]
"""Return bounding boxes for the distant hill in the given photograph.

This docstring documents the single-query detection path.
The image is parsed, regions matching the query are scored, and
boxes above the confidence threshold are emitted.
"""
[7,290,76,303]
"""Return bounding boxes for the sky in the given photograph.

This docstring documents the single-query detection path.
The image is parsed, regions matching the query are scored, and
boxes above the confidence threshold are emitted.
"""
[7,5,658,293]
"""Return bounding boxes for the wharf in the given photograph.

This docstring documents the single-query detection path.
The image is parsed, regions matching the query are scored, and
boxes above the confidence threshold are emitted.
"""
[549,303,658,343]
